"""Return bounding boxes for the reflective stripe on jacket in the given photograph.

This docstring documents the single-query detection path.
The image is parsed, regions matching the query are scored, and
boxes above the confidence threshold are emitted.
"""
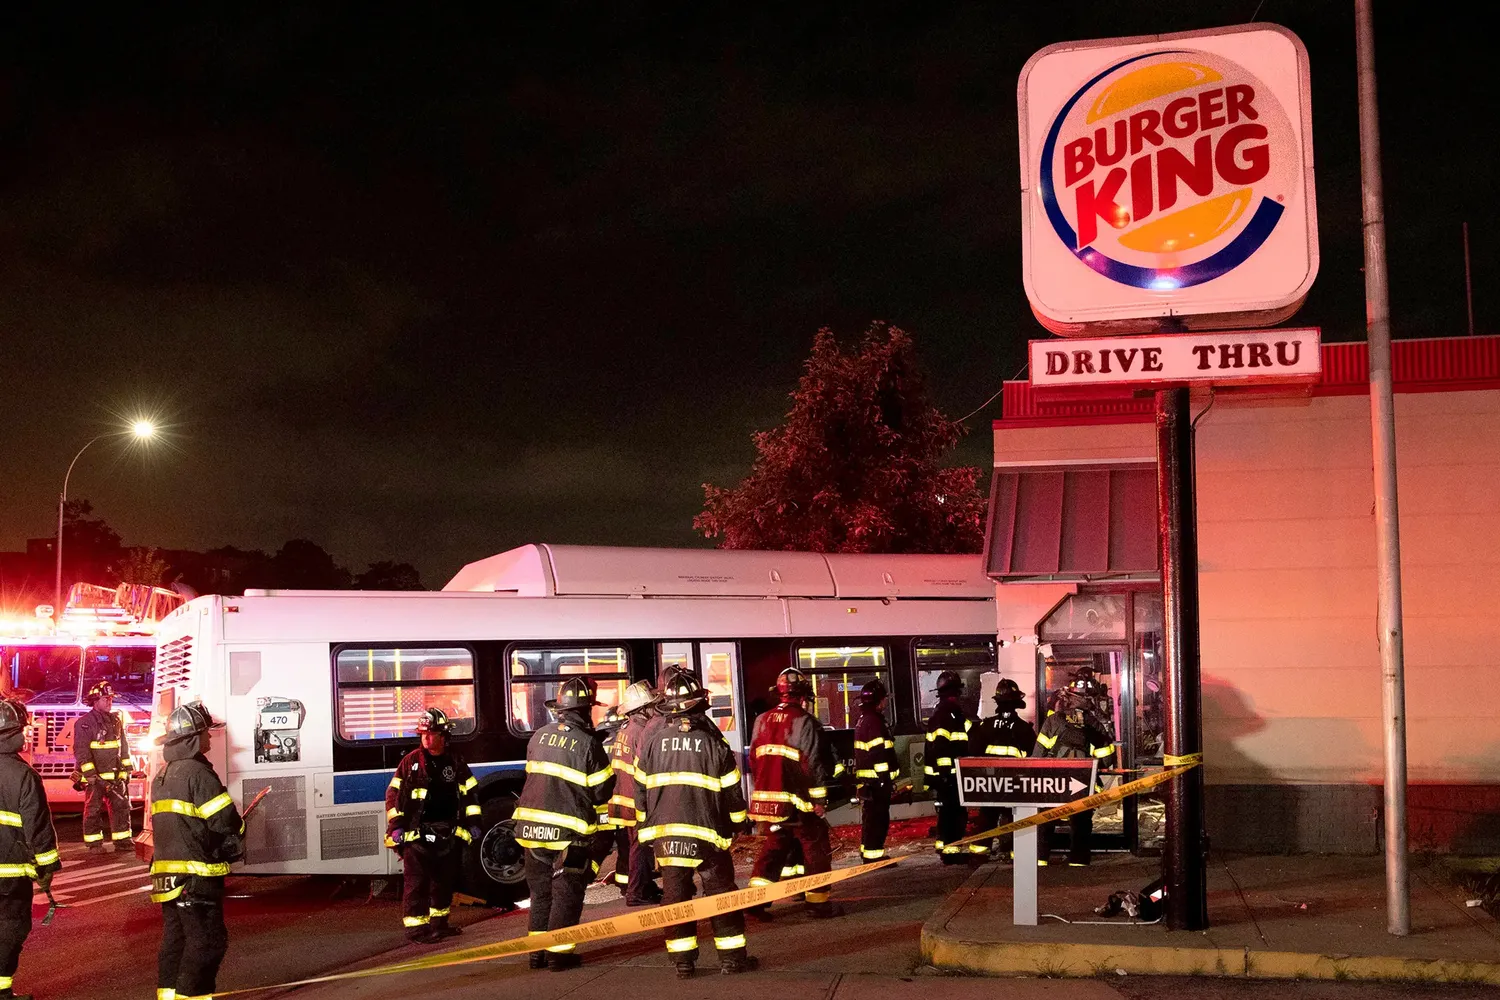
[384,748,480,849]
[0,751,62,883]
[633,711,746,865]
[923,696,972,780]
[747,701,837,823]
[149,750,243,902]
[73,708,134,781]
[853,707,899,784]
[605,709,656,826]
[1033,712,1116,763]
[975,712,1037,760]
[513,719,614,849]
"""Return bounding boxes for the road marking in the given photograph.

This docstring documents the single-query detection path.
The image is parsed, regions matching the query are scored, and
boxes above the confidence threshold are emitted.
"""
[54,869,153,896]
[50,862,136,886]
[52,884,151,908]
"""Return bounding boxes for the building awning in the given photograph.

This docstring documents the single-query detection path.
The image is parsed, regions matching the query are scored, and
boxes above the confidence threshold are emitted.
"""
[984,465,1159,581]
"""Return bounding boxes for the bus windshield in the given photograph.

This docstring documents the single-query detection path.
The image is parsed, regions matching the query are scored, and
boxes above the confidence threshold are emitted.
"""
[2,644,83,705]
[81,645,155,709]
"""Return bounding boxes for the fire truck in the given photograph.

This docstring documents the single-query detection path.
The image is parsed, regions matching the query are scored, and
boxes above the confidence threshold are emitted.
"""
[0,583,185,809]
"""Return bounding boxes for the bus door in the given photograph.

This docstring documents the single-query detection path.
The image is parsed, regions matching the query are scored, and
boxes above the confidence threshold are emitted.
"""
[656,641,746,757]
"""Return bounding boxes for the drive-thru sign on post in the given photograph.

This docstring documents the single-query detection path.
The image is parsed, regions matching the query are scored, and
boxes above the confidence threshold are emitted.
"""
[956,757,1100,925]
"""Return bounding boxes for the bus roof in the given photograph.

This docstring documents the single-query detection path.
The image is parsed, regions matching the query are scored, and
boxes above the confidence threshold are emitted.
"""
[440,544,994,600]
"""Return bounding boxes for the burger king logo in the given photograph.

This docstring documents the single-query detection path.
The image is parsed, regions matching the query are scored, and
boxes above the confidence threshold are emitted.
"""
[1038,48,1298,291]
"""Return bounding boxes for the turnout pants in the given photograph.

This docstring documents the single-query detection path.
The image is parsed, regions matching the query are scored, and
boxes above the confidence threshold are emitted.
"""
[613,826,658,903]
[402,840,461,937]
[84,779,132,846]
[1,889,32,997]
[525,835,611,955]
[660,848,746,965]
[859,781,892,860]
[158,897,229,1000]
[749,815,834,911]
[1039,810,1094,866]
[976,806,1015,856]
[932,775,968,858]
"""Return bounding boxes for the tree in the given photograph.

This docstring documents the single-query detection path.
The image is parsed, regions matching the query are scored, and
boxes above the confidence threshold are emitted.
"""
[355,561,424,590]
[695,323,986,553]
[60,498,124,585]
[269,539,351,590]
[111,547,175,587]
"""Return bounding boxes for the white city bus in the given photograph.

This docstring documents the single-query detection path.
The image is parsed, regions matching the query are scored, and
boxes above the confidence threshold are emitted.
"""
[143,544,999,900]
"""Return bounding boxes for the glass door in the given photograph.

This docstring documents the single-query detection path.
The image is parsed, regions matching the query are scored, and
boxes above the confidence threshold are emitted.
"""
[656,641,746,756]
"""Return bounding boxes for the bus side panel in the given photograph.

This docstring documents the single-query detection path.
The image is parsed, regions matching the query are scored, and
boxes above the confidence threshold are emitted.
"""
[221,641,373,875]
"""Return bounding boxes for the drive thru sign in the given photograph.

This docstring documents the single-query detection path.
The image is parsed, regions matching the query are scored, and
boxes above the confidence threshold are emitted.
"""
[954,757,1103,927]
[956,757,1098,808]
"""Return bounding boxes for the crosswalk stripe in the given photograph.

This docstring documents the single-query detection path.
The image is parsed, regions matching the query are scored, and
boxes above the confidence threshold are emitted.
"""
[53,869,151,896]
[50,862,134,886]
[56,884,151,908]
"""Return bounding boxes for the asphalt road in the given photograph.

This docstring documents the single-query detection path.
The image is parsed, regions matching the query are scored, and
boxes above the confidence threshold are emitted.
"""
[17,817,1500,1000]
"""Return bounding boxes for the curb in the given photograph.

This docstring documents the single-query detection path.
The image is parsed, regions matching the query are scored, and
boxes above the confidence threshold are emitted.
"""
[919,867,1500,985]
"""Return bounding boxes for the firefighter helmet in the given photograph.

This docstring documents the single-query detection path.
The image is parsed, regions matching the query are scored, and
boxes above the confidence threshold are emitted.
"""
[775,666,813,701]
[661,667,709,714]
[0,697,28,735]
[415,707,454,735]
[620,680,659,716]
[546,676,597,711]
[597,705,625,735]
[935,670,965,695]
[993,678,1026,711]
[87,680,115,703]
[858,678,888,707]
[158,700,223,745]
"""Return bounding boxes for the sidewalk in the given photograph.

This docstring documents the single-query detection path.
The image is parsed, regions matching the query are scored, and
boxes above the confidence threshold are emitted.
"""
[921,852,1500,984]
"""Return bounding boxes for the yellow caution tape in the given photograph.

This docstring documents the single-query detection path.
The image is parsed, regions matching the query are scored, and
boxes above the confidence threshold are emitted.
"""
[947,760,1201,850]
[1162,752,1202,767]
[211,856,899,996]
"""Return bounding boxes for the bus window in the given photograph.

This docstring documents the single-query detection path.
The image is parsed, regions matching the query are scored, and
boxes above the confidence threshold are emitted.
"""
[334,646,476,742]
[795,645,891,730]
[914,637,997,722]
[508,645,630,734]
[3,645,82,705]
[82,646,155,710]
[657,642,693,687]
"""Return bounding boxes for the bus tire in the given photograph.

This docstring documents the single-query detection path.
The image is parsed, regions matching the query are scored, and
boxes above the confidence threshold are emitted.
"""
[463,794,528,904]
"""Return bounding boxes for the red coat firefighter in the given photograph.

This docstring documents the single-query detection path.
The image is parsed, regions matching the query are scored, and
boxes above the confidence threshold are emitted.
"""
[747,666,841,918]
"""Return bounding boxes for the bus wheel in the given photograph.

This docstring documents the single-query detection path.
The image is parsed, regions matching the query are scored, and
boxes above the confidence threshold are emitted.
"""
[464,796,528,904]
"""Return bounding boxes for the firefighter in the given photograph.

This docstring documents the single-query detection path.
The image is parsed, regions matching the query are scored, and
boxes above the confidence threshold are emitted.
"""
[747,666,841,918]
[604,680,662,906]
[513,676,614,971]
[634,668,756,978]
[852,679,899,861]
[1034,671,1116,866]
[972,679,1037,859]
[923,670,973,864]
[151,701,245,1000]
[72,681,134,851]
[1,696,61,1000]
[385,708,481,943]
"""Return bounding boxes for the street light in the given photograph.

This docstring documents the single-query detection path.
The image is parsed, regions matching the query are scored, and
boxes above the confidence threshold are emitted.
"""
[54,420,156,621]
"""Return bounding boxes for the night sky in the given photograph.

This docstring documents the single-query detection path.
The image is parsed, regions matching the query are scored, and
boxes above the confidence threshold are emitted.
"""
[1,3,1492,588]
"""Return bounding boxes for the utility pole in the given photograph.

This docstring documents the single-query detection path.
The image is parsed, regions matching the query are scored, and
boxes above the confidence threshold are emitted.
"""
[1157,386,1207,931]
[1464,222,1475,337]
[1355,0,1410,937]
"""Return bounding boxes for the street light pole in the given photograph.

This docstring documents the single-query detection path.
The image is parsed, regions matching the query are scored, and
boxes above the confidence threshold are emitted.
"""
[55,434,107,622]
[52,421,157,623]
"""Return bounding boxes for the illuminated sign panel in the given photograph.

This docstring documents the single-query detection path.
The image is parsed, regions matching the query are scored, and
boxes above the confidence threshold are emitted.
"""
[1019,24,1318,336]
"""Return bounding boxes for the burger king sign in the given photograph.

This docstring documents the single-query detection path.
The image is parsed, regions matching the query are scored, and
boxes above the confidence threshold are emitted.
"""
[1019,24,1318,336]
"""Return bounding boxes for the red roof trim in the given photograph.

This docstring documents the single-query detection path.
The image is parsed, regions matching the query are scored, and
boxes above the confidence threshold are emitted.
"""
[996,334,1500,428]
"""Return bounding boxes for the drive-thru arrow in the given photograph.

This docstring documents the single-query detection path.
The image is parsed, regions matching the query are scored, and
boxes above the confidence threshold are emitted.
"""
[1069,777,1087,795]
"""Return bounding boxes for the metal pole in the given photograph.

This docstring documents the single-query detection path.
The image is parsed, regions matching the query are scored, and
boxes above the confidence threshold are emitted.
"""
[1464,222,1475,337]
[1355,0,1410,937]
[55,434,105,624]
[1156,386,1207,931]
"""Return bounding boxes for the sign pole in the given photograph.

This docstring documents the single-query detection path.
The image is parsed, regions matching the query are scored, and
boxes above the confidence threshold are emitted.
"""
[1013,807,1038,926]
[1355,0,1410,937]
[1157,386,1208,931]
